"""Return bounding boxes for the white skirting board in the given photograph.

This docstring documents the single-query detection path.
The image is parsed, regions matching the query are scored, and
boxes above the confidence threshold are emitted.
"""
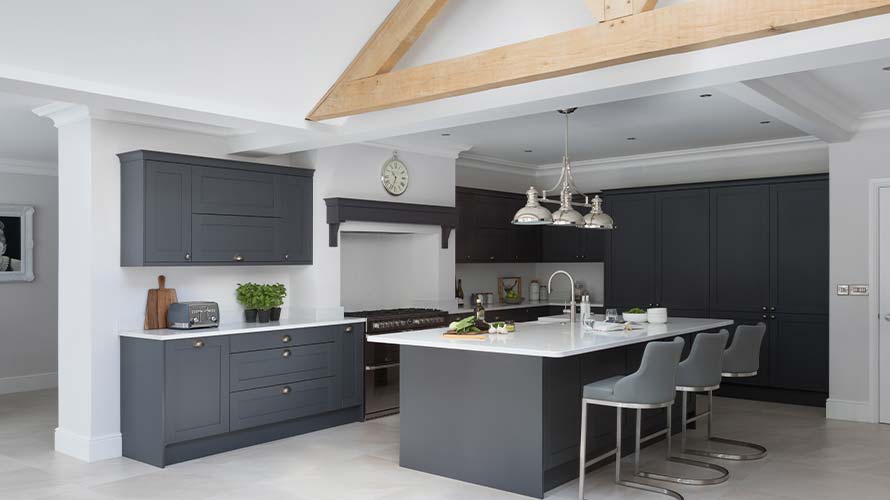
[826,398,877,423]
[54,428,122,463]
[0,372,57,395]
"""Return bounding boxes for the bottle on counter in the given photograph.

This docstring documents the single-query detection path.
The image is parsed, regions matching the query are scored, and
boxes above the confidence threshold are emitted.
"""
[580,295,591,323]
[456,279,465,308]
[474,296,485,321]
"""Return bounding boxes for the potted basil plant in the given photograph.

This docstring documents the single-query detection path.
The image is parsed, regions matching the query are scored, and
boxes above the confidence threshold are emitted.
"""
[236,282,262,322]
[269,283,287,321]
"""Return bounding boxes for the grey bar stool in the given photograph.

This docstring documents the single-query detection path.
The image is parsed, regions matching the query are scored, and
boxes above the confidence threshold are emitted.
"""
[682,323,768,461]
[637,331,730,486]
[579,337,686,500]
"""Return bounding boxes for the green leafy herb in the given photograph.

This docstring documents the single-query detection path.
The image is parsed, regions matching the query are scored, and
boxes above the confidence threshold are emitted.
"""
[626,307,646,314]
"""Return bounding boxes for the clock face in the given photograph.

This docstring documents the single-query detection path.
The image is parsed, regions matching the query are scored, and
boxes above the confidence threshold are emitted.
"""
[381,158,409,196]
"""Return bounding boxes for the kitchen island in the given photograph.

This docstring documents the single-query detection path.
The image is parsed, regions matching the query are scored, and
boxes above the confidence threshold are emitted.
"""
[368,317,732,498]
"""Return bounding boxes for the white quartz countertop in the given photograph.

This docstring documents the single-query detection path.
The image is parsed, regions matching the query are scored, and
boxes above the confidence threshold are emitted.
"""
[450,300,604,315]
[367,317,733,358]
[119,317,366,341]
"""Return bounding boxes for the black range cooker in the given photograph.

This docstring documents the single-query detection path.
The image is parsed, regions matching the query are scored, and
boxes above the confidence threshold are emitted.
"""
[344,308,448,420]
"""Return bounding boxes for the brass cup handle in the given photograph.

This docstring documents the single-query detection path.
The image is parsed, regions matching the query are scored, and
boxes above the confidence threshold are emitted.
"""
[234,254,244,262]
[282,334,292,343]
[185,252,192,261]
[281,386,292,395]
[281,349,291,358]
[193,339,204,348]
[345,325,354,333]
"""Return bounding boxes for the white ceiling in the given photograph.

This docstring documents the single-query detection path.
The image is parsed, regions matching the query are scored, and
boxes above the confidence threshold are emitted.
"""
[391,89,807,166]
[809,57,890,114]
[0,91,56,164]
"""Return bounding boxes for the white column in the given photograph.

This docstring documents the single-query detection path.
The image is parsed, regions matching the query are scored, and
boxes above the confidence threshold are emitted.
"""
[33,103,122,461]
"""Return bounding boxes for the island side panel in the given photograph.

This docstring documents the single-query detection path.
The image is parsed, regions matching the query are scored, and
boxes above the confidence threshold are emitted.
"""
[400,345,546,499]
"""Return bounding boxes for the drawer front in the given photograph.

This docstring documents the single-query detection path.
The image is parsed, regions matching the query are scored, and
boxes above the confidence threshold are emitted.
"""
[191,166,283,217]
[230,326,339,353]
[230,343,337,392]
[191,214,285,263]
[230,377,339,431]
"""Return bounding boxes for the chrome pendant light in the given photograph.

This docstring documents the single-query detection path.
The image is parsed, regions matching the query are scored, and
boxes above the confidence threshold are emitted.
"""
[511,108,615,230]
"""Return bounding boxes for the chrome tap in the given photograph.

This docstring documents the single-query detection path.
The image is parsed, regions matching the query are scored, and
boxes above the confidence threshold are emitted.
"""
[548,270,576,324]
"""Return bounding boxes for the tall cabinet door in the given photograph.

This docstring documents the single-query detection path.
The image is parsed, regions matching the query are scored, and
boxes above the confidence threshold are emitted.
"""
[280,175,313,264]
[164,337,230,444]
[709,185,770,313]
[770,181,829,315]
[605,193,656,308]
[655,190,710,313]
[144,161,192,264]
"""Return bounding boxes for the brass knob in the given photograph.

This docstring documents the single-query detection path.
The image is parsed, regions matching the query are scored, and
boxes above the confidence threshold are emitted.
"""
[234,254,244,262]
[282,334,291,343]
[284,254,289,261]
[770,306,776,312]
[282,349,291,358]
[345,325,354,333]
[762,315,768,319]
[185,252,191,261]
[193,339,204,348]
[281,386,291,395]
[770,315,776,320]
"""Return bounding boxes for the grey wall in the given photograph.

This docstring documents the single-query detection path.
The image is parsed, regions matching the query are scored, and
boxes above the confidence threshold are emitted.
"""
[827,128,890,420]
[0,171,58,393]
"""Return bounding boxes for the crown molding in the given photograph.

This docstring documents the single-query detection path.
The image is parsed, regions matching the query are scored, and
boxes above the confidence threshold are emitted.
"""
[456,153,538,176]
[361,140,472,160]
[858,109,890,131]
[32,102,90,128]
[534,136,826,175]
[0,158,57,177]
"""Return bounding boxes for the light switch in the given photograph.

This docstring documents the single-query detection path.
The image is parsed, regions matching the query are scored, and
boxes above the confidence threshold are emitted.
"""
[837,285,849,296]
[850,285,869,296]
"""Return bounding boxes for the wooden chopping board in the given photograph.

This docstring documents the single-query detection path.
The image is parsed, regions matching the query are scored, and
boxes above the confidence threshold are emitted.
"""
[144,275,178,329]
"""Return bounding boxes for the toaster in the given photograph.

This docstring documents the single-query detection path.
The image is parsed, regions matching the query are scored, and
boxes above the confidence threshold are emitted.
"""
[167,302,220,329]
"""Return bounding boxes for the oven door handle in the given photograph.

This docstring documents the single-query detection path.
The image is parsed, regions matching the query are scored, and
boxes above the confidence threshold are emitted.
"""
[365,362,400,372]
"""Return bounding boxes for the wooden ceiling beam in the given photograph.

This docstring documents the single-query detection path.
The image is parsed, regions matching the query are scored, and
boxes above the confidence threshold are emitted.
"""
[308,0,890,121]
[307,0,449,120]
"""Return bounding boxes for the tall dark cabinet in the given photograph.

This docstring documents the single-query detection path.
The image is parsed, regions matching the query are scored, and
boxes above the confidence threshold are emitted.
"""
[604,175,829,406]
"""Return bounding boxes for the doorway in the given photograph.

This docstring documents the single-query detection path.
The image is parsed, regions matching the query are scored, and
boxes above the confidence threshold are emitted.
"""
[881,187,890,423]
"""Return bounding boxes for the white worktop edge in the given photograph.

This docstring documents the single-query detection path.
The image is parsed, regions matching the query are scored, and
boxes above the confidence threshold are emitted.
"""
[119,317,366,341]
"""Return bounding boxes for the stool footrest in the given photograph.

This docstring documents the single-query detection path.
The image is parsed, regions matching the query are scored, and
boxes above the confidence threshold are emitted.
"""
[616,479,683,500]
[635,457,730,486]
[684,436,767,461]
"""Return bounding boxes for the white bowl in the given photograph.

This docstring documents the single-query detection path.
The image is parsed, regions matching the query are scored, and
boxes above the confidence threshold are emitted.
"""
[646,308,668,324]
[622,312,648,323]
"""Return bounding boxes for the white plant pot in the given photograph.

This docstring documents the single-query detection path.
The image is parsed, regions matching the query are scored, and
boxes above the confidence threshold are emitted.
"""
[622,312,649,323]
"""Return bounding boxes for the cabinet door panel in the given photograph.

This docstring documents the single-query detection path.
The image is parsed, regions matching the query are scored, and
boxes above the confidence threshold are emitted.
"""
[340,323,364,408]
[605,193,656,308]
[279,175,313,264]
[164,337,229,444]
[144,161,191,263]
[191,166,282,217]
[710,186,770,312]
[192,215,284,263]
[770,314,828,392]
[710,311,771,387]
[583,230,605,262]
[770,181,829,315]
[656,190,709,310]
[455,191,476,263]
[230,377,339,431]
[229,343,336,392]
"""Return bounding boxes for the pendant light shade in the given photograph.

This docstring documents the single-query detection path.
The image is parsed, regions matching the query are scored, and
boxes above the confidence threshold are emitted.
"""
[512,187,553,225]
[551,191,584,226]
[582,195,615,230]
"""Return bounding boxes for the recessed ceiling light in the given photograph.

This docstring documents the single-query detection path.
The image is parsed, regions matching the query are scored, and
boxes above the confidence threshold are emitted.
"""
[760,120,772,125]
[699,93,713,98]
[440,133,451,136]
[626,137,637,141]
[883,66,890,71]
[524,149,533,153]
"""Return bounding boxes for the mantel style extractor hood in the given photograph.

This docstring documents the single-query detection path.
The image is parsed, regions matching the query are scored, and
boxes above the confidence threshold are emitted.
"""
[325,198,457,249]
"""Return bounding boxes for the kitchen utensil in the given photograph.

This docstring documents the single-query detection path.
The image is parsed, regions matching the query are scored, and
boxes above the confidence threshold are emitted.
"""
[167,302,220,329]
[144,275,178,330]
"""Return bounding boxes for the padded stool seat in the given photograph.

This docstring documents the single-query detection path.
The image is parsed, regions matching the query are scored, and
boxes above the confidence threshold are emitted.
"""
[581,376,623,402]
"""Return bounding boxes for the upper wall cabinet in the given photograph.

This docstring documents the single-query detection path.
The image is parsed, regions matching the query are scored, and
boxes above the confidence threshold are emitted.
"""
[119,151,314,267]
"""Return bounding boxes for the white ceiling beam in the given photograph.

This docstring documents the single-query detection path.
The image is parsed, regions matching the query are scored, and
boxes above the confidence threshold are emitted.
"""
[718,73,860,143]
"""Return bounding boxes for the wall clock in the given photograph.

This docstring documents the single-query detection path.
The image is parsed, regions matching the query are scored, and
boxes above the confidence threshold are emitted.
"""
[381,153,409,196]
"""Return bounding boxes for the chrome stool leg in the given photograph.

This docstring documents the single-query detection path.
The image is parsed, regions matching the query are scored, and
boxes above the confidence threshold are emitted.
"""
[682,390,767,461]
[636,397,730,486]
[614,407,684,500]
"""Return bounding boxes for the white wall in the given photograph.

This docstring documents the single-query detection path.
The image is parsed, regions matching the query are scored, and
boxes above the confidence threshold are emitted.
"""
[0,171,58,394]
[827,128,890,422]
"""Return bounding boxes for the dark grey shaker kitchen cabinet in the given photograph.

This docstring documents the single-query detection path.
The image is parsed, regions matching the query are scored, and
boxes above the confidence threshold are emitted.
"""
[191,166,284,217]
[769,313,828,392]
[340,323,364,408]
[655,190,710,314]
[142,161,192,264]
[709,185,771,313]
[191,215,285,263]
[604,193,657,309]
[119,150,313,266]
[770,181,830,315]
[164,337,230,444]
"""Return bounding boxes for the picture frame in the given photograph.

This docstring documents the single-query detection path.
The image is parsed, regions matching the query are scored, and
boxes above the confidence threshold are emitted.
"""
[497,276,522,303]
[0,204,35,283]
